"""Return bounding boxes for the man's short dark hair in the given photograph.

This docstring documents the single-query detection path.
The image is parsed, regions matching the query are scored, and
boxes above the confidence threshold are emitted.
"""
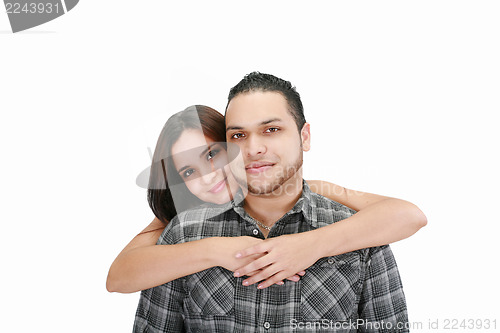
[226,72,306,131]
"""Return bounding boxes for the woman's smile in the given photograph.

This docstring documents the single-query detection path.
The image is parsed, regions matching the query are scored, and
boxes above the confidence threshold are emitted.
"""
[209,178,227,194]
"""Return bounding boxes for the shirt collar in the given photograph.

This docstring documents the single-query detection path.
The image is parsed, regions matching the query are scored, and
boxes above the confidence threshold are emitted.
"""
[231,180,319,227]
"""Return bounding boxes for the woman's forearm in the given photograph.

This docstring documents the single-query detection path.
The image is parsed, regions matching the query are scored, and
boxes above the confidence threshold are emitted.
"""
[312,198,427,258]
[106,237,218,293]
[307,180,427,256]
[232,182,427,288]
[231,198,427,289]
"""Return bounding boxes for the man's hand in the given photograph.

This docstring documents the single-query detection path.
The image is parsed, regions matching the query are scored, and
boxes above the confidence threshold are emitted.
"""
[232,233,321,289]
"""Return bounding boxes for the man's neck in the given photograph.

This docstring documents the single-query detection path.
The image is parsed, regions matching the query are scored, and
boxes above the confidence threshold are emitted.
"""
[243,172,304,228]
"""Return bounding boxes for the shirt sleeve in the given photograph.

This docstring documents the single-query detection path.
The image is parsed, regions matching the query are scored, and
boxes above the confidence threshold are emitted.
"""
[358,245,409,332]
[132,217,186,332]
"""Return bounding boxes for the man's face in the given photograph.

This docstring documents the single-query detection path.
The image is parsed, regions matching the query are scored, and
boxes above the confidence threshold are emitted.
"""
[225,91,310,195]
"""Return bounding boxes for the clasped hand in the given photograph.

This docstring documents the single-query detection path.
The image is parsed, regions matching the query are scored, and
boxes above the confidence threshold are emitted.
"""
[217,233,319,289]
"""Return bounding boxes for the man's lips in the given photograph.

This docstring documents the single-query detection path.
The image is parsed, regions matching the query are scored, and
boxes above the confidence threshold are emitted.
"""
[209,178,227,193]
[245,162,275,174]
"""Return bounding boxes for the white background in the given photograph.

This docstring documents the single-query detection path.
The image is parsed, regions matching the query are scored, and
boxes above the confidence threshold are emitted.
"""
[1,1,499,332]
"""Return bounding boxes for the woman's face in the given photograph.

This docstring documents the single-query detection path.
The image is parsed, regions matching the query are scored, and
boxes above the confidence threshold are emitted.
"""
[171,129,240,204]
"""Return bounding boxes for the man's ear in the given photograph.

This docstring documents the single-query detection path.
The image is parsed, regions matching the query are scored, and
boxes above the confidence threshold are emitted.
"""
[300,123,311,152]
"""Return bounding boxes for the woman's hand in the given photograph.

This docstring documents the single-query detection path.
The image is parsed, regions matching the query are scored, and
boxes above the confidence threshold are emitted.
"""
[232,232,321,289]
[212,236,264,272]
[213,236,305,287]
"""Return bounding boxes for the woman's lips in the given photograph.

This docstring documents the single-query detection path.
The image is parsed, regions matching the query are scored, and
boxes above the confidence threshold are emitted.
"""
[209,178,227,193]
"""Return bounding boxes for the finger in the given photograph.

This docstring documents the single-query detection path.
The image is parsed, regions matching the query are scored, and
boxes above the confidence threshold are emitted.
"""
[258,271,296,289]
[243,269,261,277]
[234,255,274,277]
[242,265,280,287]
[298,271,306,276]
[285,274,301,282]
[235,243,268,259]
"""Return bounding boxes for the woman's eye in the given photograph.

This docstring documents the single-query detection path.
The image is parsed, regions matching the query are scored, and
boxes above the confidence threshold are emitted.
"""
[182,169,195,178]
[206,149,220,161]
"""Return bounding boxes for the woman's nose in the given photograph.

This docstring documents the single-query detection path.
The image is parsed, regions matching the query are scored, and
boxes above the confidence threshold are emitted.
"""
[200,170,218,184]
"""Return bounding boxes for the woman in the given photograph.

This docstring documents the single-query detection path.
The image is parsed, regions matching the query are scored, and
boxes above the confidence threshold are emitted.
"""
[107,105,427,293]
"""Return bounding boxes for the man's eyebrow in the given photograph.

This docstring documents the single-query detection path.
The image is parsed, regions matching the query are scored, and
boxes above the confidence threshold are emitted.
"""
[226,118,283,132]
[261,118,282,125]
[225,125,243,132]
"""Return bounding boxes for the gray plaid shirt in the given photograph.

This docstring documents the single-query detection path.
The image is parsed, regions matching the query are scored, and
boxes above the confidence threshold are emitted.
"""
[133,182,408,332]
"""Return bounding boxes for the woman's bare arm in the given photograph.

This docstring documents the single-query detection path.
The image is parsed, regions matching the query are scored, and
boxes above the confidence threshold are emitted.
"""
[308,180,427,250]
[233,180,427,288]
[106,217,262,293]
[107,181,427,292]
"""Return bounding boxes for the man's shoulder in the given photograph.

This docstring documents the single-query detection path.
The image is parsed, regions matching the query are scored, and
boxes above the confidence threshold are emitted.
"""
[174,202,233,224]
[159,203,235,244]
[309,191,356,211]
[305,192,357,227]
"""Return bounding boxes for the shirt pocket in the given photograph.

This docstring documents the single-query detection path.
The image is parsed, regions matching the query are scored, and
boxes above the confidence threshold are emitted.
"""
[185,266,235,316]
[300,252,362,321]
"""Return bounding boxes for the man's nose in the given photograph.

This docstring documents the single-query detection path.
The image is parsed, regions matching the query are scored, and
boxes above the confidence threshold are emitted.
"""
[245,135,266,157]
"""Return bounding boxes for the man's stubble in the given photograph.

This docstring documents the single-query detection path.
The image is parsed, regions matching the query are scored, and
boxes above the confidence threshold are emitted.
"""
[243,154,303,196]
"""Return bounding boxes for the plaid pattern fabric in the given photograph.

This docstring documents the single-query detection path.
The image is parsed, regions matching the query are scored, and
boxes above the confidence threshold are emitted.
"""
[133,182,408,332]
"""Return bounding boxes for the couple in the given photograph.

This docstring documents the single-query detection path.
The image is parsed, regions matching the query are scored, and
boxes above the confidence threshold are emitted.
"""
[107,72,427,332]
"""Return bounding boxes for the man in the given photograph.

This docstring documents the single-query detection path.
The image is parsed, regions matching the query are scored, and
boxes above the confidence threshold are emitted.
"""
[133,72,408,332]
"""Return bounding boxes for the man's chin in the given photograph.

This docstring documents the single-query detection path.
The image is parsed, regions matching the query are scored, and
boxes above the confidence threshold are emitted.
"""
[246,182,281,195]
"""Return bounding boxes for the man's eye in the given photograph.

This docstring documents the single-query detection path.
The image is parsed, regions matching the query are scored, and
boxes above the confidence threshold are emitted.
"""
[182,169,195,178]
[265,127,279,133]
[230,133,245,139]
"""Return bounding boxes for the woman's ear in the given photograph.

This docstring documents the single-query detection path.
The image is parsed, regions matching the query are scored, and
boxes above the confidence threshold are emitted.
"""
[300,123,311,152]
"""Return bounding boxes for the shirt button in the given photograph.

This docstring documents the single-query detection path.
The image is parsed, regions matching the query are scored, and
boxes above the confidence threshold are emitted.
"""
[252,229,259,235]
[327,258,335,265]
[263,322,271,329]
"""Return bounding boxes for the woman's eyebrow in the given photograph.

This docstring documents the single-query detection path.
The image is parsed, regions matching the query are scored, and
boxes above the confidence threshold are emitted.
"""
[199,143,218,158]
[177,165,190,173]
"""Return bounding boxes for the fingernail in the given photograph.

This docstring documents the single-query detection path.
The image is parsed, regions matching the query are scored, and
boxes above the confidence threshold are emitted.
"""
[257,284,263,289]
[242,280,249,286]
[234,272,240,277]
[235,253,241,258]
[277,281,284,285]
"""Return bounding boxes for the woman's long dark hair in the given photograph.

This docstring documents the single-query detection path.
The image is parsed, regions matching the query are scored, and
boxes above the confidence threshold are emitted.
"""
[147,105,226,224]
